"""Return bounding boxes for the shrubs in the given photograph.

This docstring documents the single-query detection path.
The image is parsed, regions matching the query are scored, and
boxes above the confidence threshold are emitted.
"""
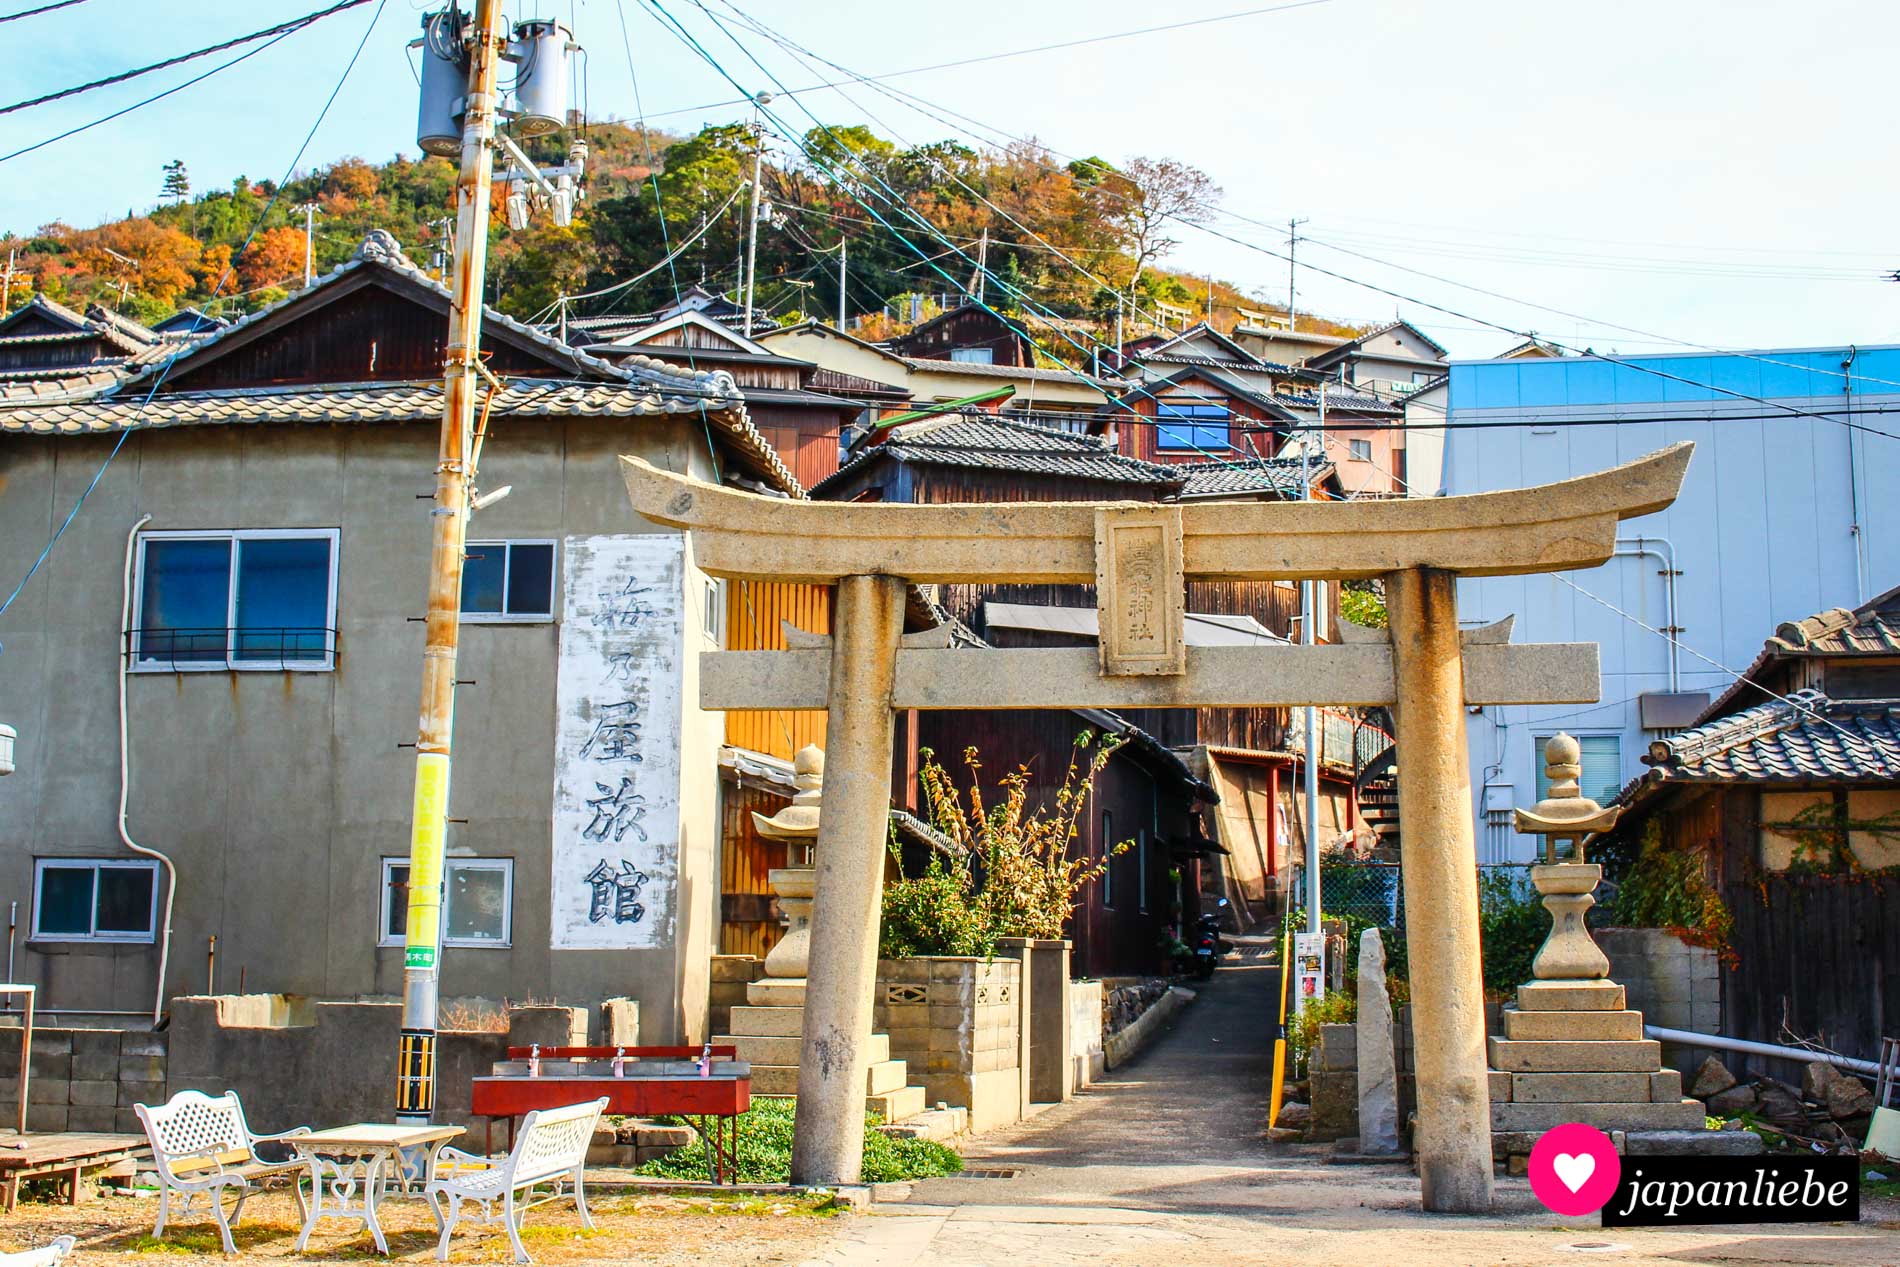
[635,1098,963,1184]
[879,734,1130,959]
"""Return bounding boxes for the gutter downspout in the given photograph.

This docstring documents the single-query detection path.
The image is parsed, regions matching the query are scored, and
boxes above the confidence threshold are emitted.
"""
[119,514,176,1027]
[1615,536,1681,694]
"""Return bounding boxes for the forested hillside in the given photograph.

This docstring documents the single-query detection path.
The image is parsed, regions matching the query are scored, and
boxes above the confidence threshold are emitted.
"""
[0,118,1365,356]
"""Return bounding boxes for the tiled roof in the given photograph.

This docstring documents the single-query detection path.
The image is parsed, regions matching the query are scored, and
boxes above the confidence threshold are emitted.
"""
[0,378,798,496]
[901,356,1116,389]
[1621,689,1900,798]
[1272,389,1404,416]
[1171,457,1314,500]
[811,413,1183,498]
[1703,584,1900,718]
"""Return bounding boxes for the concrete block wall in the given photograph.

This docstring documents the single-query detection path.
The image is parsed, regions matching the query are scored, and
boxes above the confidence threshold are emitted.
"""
[875,957,1021,1132]
[1310,1002,1504,1143]
[1067,979,1104,1092]
[1597,928,1721,1074]
[0,1025,168,1135]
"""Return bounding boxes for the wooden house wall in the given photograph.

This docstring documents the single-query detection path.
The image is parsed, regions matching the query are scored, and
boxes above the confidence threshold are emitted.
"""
[719,779,790,958]
[163,285,555,389]
[723,580,830,761]
[0,336,110,373]
[746,401,849,489]
[888,307,1030,367]
[1112,383,1284,466]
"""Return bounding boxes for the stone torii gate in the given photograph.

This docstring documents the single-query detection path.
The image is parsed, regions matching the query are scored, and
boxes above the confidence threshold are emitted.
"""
[619,441,1692,1213]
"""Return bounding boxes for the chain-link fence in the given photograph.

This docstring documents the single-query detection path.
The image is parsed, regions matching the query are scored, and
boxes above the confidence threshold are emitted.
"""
[1283,860,1539,973]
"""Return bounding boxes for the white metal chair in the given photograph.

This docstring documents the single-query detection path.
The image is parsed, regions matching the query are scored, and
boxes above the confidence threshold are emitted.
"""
[0,1237,74,1266]
[424,1097,608,1264]
[134,1090,311,1256]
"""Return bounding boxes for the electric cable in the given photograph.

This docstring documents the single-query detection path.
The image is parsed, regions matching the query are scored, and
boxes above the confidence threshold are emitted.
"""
[0,0,377,117]
[0,0,390,625]
[0,0,88,23]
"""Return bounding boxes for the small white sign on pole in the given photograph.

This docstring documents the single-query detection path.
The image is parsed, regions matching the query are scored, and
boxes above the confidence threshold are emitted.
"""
[1293,931,1327,1014]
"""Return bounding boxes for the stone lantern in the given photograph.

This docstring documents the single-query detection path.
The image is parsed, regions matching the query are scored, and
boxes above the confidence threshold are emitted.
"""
[750,744,822,983]
[1484,733,1707,1149]
[1514,733,1622,985]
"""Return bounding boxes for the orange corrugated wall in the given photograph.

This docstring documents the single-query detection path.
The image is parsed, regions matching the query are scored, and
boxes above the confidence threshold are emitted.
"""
[724,580,830,760]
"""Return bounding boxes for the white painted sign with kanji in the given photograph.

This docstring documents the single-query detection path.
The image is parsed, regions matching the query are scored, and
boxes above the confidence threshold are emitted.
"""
[549,533,683,949]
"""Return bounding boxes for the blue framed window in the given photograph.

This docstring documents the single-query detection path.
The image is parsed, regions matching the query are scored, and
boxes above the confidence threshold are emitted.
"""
[134,530,338,670]
[1534,734,1623,806]
[1154,400,1228,451]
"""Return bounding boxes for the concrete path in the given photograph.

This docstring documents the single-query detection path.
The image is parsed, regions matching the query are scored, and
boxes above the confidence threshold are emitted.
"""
[804,960,1900,1266]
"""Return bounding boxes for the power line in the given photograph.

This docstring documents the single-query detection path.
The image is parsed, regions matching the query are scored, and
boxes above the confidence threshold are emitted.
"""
[0,0,375,117]
[0,0,390,625]
[0,27,306,165]
[641,0,1333,121]
[0,0,88,23]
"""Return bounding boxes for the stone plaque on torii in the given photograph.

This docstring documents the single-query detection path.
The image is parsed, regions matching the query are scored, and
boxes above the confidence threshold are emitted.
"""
[619,441,1693,1213]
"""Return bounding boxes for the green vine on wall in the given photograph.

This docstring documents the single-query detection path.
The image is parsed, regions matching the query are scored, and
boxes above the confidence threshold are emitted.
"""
[1612,819,1735,961]
[1760,800,1900,876]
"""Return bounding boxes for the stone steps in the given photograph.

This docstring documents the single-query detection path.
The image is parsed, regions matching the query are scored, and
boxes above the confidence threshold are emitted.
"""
[869,1084,928,1125]
[1500,1007,1644,1042]
[747,1056,910,1098]
[1493,1069,1682,1104]
[1489,1037,1663,1072]
[721,1032,890,1067]
[727,1006,806,1038]
[1492,1097,1708,1133]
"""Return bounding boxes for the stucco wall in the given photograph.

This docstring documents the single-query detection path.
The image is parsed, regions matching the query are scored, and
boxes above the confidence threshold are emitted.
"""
[0,413,724,1039]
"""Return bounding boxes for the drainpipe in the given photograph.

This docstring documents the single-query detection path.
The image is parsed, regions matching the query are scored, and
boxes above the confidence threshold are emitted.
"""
[1614,536,1681,694]
[1842,346,1869,604]
[119,514,177,1026]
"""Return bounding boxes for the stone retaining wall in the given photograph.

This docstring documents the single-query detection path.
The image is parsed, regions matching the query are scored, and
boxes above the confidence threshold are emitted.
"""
[875,957,1021,1133]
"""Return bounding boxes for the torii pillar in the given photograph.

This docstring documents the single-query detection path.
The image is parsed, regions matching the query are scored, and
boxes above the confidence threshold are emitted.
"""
[618,441,1694,1210]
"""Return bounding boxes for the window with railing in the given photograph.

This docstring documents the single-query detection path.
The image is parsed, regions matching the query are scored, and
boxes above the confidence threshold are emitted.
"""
[132,530,338,670]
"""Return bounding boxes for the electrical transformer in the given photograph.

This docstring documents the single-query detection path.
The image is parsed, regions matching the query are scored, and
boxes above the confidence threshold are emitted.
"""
[509,19,572,137]
[415,10,467,157]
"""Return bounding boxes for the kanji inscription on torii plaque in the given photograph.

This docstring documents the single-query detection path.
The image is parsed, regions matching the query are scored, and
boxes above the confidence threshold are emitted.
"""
[1093,505,1185,676]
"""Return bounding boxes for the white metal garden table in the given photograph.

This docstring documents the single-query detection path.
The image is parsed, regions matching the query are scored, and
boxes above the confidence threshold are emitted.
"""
[287,1123,461,1255]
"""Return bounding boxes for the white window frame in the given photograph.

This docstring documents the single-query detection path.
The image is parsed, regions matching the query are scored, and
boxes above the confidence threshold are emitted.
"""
[1533,732,1625,808]
[31,858,159,943]
[1348,438,1373,462]
[379,857,514,949]
[130,528,340,672]
[702,575,727,647]
[460,539,558,625]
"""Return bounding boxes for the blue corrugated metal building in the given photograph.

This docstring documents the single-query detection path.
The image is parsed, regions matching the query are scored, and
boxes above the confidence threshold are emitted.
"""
[1439,345,1900,859]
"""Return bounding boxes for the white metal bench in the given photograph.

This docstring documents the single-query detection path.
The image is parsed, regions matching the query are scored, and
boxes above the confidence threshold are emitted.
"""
[0,1237,73,1267]
[424,1097,607,1264]
[134,1090,311,1256]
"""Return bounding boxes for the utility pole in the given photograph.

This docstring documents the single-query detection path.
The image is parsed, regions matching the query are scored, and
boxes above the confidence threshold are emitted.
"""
[972,226,988,303]
[396,0,509,1126]
[1286,217,1308,333]
[836,237,847,329]
[1302,383,1325,938]
[742,93,771,333]
[296,202,320,286]
[1,250,15,317]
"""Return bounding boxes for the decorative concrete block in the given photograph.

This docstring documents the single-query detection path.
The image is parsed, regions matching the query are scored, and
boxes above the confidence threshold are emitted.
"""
[1516,981,1625,1011]
[1510,1072,1654,1104]
[1492,1098,1708,1133]
[1488,1038,1661,1071]
[1501,1008,1643,1042]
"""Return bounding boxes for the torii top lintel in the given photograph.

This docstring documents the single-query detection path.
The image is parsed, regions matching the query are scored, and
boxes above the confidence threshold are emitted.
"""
[617,442,1692,586]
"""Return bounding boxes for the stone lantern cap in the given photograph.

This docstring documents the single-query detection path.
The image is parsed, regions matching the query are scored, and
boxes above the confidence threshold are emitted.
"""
[1514,732,1622,838]
[753,744,823,840]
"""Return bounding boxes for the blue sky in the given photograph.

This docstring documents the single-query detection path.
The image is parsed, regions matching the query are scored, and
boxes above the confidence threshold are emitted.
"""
[2,0,1894,358]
